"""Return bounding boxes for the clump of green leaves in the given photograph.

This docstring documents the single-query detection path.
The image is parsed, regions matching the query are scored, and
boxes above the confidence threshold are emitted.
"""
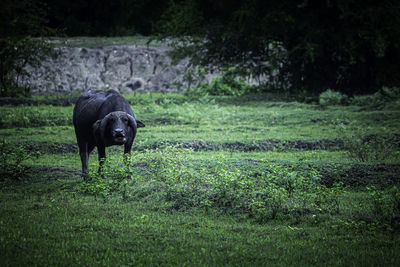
[0,0,55,97]
[79,145,345,223]
[367,185,400,227]
[79,155,134,200]
[350,87,400,109]
[200,67,256,96]
[180,66,207,91]
[319,87,400,109]
[319,89,348,106]
[338,125,400,162]
[0,139,39,180]
[248,161,344,222]
[334,185,400,233]
[0,37,53,97]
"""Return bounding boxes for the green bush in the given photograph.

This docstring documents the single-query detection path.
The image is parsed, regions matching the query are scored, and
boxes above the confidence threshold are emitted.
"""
[1,0,55,97]
[79,154,134,200]
[367,185,400,225]
[338,125,400,162]
[319,89,348,106]
[350,93,383,107]
[0,139,39,180]
[350,87,400,109]
[79,145,345,222]
[180,66,207,91]
[249,162,344,222]
[334,186,400,232]
[200,67,255,96]
[381,86,400,100]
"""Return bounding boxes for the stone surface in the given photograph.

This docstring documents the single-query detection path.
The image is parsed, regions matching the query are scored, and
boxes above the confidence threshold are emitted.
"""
[20,45,212,94]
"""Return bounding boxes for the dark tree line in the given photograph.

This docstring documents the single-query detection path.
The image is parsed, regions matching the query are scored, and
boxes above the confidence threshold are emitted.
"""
[0,0,54,96]
[1,0,400,95]
[42,0,169,36]
[157,0,400,95]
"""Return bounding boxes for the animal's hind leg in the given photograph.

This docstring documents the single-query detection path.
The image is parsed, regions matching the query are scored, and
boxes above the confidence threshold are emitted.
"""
[78,142,89,179]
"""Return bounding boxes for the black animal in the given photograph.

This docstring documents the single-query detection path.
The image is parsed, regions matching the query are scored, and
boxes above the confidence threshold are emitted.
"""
[73,90,145,178]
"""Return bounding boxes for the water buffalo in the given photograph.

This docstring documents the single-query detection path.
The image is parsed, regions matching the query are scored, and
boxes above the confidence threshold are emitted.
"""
[73,89,145,178]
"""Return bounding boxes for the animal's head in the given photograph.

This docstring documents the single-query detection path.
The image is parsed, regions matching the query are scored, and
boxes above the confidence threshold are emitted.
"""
[93,111,145,145]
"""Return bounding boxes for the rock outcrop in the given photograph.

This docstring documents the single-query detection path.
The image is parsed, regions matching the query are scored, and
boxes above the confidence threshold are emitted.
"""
[21,45,207,94]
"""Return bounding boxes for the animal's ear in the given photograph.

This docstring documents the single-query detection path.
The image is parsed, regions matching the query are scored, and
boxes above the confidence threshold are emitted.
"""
[126,114,145,129]
[126,114,136,129]
[136,120,145,128]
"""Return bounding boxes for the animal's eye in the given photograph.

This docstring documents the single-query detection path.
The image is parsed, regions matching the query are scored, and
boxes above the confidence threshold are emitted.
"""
[122,117,128,123]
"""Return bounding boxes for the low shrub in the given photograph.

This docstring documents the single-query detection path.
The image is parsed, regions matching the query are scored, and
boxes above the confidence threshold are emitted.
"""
[199,67,256,96]
[319,87,400,108]
[333,185,400,232]
[79,145,345,222]
[338,125,400,162]
[350,87,400,109]
[0,139,40,181]
[367,185,400,226]
[350,93,384,108]
[79,155,134,200]
[319,89,348,106]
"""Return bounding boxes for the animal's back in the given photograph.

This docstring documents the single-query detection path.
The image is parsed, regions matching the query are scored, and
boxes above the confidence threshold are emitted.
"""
[74,90,109,120]
[73,90,133,140]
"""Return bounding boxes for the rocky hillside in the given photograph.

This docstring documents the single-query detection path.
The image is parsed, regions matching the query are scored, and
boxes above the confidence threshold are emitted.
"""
[21,44,212,94]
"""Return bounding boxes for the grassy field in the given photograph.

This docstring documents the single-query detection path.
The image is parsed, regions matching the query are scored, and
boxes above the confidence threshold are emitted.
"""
[1,92,400,266]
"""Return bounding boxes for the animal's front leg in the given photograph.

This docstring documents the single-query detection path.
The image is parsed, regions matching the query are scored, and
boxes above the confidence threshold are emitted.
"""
[124,141,134,179]
[124,137,133,155]
[97,145,106,174]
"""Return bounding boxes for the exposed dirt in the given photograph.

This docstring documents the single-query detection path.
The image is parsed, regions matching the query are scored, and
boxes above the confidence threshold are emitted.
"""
[0,98,35,106]
[23,142,78,154]
[156,139,345,152]
[21,135,400,155]
[318,163,400,187]
[0,96,77,106]
[20,139,345,154]
[32,167,82,180]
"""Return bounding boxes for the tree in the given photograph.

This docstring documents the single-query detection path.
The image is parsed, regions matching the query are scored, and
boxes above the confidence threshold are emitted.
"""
[42,0,169,36]
[0,0,54,97]
[157,0,400,95]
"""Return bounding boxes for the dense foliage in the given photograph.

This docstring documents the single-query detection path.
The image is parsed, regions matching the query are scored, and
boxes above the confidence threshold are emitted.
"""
[0,0,53,97]
[2,0,400,96]
[158,0,400,95]
[41,0,168,36]
[79,146,348,224]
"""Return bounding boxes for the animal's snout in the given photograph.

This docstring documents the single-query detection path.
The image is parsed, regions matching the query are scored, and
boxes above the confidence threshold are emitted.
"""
[114,128,125,137]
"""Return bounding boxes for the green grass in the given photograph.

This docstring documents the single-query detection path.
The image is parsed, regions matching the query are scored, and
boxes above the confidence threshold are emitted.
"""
[1,186,399,266]
[1,92,400,266]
